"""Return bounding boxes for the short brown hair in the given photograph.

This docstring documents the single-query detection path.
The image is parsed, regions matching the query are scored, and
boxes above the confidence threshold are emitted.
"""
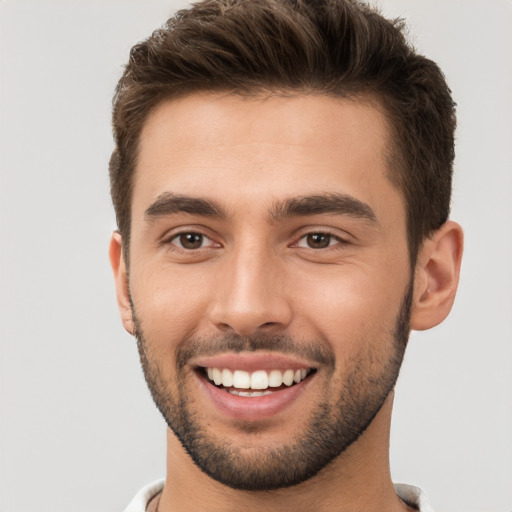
[110,0,456,263]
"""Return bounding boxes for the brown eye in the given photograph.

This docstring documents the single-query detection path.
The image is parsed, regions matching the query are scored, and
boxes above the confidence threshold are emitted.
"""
[178,232,204,249]
[306,233,331,249]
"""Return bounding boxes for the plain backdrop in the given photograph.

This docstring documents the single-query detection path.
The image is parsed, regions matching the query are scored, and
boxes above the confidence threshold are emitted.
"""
[0,1,511,511]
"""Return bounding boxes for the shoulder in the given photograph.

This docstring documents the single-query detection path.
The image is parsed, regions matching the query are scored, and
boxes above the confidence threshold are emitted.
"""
[122,480,433,512]
[394,483,435,512]
[123,479,165,512]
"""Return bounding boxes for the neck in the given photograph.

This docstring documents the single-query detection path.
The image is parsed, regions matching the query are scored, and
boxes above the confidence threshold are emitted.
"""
[158,393,412,512]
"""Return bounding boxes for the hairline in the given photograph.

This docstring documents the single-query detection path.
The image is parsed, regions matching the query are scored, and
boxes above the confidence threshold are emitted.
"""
[121,88,420,269]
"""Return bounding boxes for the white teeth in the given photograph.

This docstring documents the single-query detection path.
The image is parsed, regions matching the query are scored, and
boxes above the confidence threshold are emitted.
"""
[282,369,294,386]
[205,367,312,390]
[229,389,273,397]
[233,370,251,389]
[268,370,283,387]
[250,370,268,389]
[222,368,233,387]
[212,368,222,386]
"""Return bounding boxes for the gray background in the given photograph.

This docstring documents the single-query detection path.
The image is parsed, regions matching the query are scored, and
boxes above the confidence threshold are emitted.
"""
[0,1,511,511]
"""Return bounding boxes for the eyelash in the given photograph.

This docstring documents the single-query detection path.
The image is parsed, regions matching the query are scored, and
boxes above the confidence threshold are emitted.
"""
[162,229,348,252]
[164,231,218,250]
[293,231,348,250]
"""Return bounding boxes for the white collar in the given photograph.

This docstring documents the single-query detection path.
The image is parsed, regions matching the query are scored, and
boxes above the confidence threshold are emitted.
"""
[123,479,434,512]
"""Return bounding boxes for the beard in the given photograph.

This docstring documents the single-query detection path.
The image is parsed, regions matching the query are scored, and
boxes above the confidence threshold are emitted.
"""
[132,279,413,491]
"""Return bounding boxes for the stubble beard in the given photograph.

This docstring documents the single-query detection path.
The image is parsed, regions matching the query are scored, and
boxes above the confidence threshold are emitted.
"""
[132,280,413,491]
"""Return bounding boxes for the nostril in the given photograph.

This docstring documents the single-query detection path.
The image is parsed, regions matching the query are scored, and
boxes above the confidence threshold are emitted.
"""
[215,321,280,335]
[209,299,293,337]
[216,322,236,333]
[260,321,279,329]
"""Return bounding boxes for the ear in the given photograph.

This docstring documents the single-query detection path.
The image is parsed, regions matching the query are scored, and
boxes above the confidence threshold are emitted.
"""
[410,221,464,331]
[109,231,134,335]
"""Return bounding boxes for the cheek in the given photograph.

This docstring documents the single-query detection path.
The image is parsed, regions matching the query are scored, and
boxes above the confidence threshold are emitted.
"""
[130,263,213,348]
[294,263,407,349]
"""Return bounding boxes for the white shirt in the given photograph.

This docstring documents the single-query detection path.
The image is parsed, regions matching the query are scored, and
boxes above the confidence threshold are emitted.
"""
[123,479,435,512]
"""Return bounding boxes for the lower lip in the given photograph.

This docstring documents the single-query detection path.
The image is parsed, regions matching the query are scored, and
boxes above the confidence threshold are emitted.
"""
[196,372,313,421]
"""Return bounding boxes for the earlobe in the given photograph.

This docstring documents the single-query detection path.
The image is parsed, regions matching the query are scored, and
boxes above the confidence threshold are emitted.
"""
[410,221,464,331]
[109,231,134,335]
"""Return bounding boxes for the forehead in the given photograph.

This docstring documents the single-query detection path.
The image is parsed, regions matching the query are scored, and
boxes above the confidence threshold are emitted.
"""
[133,93,402,223]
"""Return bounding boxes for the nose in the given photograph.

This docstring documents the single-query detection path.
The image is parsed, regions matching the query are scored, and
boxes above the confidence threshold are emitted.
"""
[208,243,293,336]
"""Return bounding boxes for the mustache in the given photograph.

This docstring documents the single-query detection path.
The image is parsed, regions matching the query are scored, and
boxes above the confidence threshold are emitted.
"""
[175,332,335,371]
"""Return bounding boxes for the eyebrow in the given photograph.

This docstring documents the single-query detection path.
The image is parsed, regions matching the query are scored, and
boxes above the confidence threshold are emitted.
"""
[144,191,377,224]
[270,193,377,223]
[144,192,228,220]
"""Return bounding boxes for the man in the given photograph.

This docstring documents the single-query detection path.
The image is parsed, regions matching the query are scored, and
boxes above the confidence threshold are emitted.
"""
[109,0,463,510]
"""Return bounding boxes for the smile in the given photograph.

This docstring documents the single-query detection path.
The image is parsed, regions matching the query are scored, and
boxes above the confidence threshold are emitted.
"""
[204,367,314,396]
[192,353,319,420]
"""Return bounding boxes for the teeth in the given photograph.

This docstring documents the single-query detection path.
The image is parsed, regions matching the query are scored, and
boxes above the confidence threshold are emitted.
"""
[222,368,233,387]
[251,370,268,389]
[282,369,294,386]
[212,368,222,386]
[233,370,251,389]
[268,369,283,387]
[229,389,273,397]
[205,367,312,390]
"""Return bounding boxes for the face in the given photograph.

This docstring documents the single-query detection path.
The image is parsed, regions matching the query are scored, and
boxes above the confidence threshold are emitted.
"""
[123,93,413,490]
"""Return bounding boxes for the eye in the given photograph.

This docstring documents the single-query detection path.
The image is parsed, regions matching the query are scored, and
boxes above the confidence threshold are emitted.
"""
[169,232,216,250]
[296,232,341,249]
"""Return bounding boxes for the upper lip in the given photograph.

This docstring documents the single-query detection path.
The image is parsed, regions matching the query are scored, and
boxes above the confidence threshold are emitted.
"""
[192,352,317,372]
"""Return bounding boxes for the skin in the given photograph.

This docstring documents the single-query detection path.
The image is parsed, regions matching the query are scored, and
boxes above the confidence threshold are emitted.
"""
[110,93,463,512]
